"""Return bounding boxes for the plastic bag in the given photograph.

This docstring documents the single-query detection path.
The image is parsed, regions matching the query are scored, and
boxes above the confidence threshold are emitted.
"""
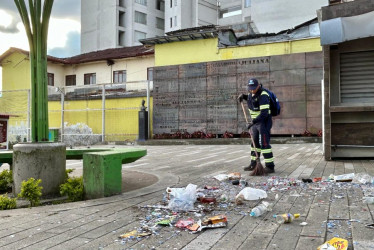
[167,184,197,211]
[236,187,267,201]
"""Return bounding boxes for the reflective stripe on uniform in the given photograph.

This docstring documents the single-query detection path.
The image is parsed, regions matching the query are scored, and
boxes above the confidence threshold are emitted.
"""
[264,157,274,163]
[251,147,261,152]
[260,104,270,110]
[262,148,272,154]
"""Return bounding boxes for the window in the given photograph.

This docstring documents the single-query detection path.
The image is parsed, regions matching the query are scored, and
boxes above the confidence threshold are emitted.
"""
[220,6,242,18]
[135,0,147,6]
[113,70,127,83]
[244,0,251,8]
[48,73,54,86]
[118,31,125,46]
[119,11,125,27]
[174,16,177,27]
[147,68,153,81]
[84,73,96,85]
[170,17,172,28]
[119,0,125,7]
[134,30,146,42]
[134,11,147,25]
[156,17,164,29]
[170,0,172,8]
[156,0,165,11]
[174,0,177,6]
[65,75,76,86]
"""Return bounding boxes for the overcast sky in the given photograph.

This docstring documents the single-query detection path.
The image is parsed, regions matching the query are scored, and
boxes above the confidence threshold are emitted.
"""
[0,0,81,89]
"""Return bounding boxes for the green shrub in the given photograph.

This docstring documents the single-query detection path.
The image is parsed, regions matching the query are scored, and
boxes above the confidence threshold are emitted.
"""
[18,178,43,207]
[64,169,74,182]
[0,194,17,210]
[0,170,13,192]
[0,170,13,193]
[60,176,84,202]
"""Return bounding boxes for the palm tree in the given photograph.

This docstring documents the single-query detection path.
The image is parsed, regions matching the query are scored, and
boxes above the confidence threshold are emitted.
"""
[14,0,54,142]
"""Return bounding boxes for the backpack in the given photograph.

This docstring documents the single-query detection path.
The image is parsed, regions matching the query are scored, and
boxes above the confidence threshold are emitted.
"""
[264,89,281,116]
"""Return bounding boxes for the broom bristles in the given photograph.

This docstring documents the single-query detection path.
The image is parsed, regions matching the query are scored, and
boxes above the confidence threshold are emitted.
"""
[250,160,266,176]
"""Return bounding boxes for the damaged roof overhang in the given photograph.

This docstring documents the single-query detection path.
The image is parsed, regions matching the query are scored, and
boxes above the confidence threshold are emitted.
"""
[320,10,374,45]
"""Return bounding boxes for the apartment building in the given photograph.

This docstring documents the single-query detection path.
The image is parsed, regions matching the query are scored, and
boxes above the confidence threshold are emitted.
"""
[164,0,218,33]
[81,0,165,53]
[81,0,328,53]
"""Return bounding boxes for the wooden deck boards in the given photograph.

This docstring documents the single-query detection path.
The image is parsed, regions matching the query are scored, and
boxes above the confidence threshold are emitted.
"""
[0,143,373,249]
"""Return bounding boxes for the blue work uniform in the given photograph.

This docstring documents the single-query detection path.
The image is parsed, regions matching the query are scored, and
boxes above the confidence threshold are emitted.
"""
[243,86,275,169]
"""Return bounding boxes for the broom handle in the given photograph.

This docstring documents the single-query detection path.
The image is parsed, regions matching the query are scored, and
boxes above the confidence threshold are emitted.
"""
[240,102,260,159]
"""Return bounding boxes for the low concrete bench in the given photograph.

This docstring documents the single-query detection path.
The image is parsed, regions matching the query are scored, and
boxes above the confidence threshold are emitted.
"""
[0,151,13,165]
[83,148,147,199]
[0,147,147,199]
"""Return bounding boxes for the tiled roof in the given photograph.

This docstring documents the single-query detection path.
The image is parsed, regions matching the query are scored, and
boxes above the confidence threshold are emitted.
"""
[64,46,154,64]
[0,46,154,65]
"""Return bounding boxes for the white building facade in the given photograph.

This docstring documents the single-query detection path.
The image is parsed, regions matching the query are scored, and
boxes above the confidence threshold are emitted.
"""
[81,0,165,53]
[81,0,328,53]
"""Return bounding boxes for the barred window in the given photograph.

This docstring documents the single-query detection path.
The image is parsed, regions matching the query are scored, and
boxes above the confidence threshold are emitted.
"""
[134,11,147,25]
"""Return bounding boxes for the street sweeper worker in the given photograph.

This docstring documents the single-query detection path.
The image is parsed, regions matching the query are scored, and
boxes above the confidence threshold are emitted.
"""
[238,78,275,174]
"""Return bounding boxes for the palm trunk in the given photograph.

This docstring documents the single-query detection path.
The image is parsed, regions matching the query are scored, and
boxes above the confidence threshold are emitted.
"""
[14,0,54,142]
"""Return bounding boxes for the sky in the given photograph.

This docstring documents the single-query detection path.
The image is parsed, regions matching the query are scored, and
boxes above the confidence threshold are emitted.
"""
[0,0,81,89]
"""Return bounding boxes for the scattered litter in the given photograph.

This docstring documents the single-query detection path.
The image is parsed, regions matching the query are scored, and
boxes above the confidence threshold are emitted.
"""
[228,172,241,180]
[236,187,267,201]
[213,174,229,181]
[313,177,322,182]
[333,173,355,182]
[352,173,373,184]
[362,197,374,204]
[317,237,348,250]
[274,213,300,224]
[299,222,308,226]
[175,219,194,229]
[366,224,374,229]
[302,178,313,183]
[119,230,151,239]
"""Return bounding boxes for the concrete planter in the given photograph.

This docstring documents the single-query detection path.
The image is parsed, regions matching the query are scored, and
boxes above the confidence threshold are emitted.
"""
[13,142,66,197]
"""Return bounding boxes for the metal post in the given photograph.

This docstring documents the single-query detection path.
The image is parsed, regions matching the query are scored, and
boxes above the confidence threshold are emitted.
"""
[102,85,105,143]
[147,80,150,138]
[61,89,64,142]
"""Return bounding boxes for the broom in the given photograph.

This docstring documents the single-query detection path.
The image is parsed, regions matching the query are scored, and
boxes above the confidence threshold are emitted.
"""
[240,102,266,176]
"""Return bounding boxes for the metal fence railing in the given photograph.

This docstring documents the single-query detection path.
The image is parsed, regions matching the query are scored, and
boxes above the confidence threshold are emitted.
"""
[1,81,151,147]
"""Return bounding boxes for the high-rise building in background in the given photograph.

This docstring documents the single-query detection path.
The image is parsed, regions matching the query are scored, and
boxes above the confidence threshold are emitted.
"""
[81,0,328,53]
[81,0,165,53]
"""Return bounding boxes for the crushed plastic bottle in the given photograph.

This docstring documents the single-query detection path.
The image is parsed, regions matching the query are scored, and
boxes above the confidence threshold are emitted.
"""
[250,201,271,217]
[274,213,300,224]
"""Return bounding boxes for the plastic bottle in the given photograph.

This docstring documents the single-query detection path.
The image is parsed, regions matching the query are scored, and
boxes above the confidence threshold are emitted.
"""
[250,201,270,217]
[274,213,300,224]
[239,178,247,188]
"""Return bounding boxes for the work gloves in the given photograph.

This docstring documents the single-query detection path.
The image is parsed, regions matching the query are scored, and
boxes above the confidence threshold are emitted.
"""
[238,94,244,102]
